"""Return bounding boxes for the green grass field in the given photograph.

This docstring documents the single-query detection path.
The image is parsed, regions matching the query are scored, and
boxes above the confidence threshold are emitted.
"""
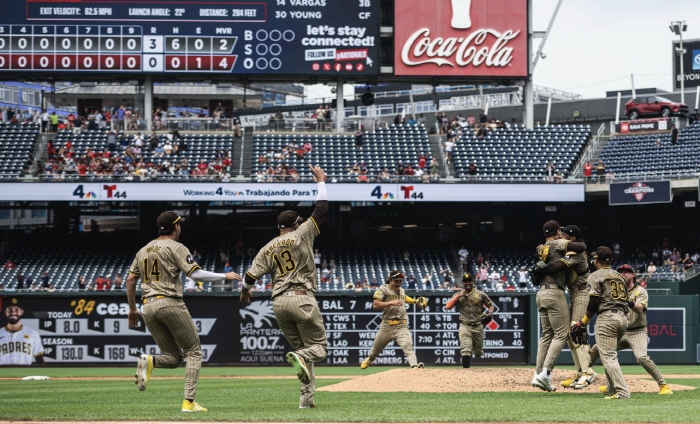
[1,365,699,423]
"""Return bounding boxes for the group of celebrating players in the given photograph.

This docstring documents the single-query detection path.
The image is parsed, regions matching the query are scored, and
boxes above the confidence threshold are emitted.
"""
[528,220,672,398]
[124,166,671,413]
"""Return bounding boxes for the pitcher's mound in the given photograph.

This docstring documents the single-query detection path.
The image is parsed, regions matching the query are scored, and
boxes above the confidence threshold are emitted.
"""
[318,368,696,393]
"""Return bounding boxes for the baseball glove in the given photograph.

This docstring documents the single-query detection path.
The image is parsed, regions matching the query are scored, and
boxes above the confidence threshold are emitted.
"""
[416,297,428,310]
[528,265,546,285]
[570,321,588,345]
[479,313,493,326]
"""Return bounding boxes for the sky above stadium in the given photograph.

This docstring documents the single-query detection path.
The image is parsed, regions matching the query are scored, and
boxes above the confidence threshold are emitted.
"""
[532,0,700,99]
[306,0,700,102]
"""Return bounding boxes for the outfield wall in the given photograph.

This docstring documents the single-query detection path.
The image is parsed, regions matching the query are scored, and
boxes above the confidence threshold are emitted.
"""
[2,293,697,366]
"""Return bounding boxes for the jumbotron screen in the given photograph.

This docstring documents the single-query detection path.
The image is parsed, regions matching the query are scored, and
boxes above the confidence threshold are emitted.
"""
[0,0,380,77]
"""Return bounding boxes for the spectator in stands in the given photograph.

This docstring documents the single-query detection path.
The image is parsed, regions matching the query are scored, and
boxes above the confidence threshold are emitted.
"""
[12,272,23,290]
[444,139,455,164]
[488,269,501,289]
[112,273,123,290]
[406,274,417,290]
[41,272,50,290]
[404,163,415,177]
[394,114,402,126]
[94,275,106,291]
[468,162,478,182]
[344,280,355,291]
[478,111,488,125]
[46,284,55,293]
[403,251,411,264]
[457,246,469,273]
[24,275,33,289]
[4,259,16,269]
[605,170,615,183]
[647,262,657,274]
[40,109,50,132]
[313,249,322,266]
[595,160,605,183]
[668,249,680,273]
[408,115,417,125]
[417,114,427,126]
[555,170,564,183]
[192,249,203,265]
[495,276,506,291]
[430,158,440,180]
[466,114,476,128]
[355,129,364,148]
[682,254,695,274]
[545,162,555,183]
[50,112,59,132]
[671,124,678,145]
[476,262,489,290]
[77,275,87,291]
[439,268,453,289]
[583,160,593,181]
[422,273,433,289]
[417,152,427,175]
[184,276,197,292]
[518,267,528,289]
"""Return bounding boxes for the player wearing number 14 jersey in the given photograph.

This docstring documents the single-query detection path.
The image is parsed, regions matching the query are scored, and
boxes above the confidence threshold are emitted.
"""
[126,211,241,412]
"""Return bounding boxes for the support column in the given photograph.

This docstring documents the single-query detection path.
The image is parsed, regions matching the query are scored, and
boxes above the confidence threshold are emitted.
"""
[336,79,344,131]
[523,78,534,129]
[144,76,153,131]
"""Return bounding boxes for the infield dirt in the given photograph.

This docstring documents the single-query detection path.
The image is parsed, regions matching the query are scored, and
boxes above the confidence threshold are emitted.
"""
[318,368,697,393]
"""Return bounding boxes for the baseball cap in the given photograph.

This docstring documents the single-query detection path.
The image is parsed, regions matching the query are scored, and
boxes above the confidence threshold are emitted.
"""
[593,246,613,262]
[639,280,647,287]
[462,273,474,282]
[277,210,302,229]
[543,220,560,236]
[157,211,185,232]
[4,297,22,310]
[388,270,405,280]
[562,225,581,238]
[617,264,635,274]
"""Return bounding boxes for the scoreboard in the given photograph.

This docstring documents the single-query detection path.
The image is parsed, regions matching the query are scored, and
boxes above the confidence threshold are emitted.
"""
[0,0,380,77]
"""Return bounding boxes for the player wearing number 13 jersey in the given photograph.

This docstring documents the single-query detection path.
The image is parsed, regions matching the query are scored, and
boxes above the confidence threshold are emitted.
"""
[241,165,329,409]
[126,211,241,412]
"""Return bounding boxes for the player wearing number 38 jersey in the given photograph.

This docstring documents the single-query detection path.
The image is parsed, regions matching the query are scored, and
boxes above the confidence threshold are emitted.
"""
[126,211,241,413]
[241,165,329,409]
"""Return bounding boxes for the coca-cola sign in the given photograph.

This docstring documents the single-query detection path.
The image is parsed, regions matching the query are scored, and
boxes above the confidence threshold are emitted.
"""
[394,0,528,77]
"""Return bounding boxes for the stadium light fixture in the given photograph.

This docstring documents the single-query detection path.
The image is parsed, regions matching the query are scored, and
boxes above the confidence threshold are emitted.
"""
[670,21,688,104]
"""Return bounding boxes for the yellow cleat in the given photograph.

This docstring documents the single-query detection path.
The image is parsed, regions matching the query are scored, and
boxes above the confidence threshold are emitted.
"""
[361,357,372,369]
[604,394,622,399]
[599,385,608,394]
[181,400,208,412]
[135,354,154,391]
[658,384,673,395]
[561,373,580,388]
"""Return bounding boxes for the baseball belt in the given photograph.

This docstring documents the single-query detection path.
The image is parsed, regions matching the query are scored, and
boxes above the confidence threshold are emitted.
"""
[143,295,166,304]
[539,284,565,291]
[383,319,407,325]
[284,290,313,297]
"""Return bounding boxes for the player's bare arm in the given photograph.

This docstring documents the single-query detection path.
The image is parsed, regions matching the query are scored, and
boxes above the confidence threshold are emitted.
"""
[126,272,143,328]
[373,299,402,310]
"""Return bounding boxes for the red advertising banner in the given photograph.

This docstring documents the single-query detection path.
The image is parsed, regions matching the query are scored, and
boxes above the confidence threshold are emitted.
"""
[394,0,528,78]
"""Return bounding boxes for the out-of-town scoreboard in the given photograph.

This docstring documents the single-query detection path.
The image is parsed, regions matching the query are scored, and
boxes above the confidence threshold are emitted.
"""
[0,0,379,76]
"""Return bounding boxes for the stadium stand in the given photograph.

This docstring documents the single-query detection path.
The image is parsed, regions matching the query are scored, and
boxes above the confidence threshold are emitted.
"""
[599,122,700,179]
[451,124,591,181]
[0,122,39,180]
[42,129,233,181]
[251,123,434,182]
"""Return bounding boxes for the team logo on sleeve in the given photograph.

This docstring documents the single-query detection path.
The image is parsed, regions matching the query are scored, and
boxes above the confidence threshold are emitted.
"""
[186,255,194,264]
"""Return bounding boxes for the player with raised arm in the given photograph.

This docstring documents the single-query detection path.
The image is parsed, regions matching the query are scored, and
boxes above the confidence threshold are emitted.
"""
[126,211,241,413]
[240,165,329,409]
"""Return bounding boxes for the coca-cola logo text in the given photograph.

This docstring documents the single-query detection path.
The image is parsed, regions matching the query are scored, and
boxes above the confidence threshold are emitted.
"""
[401,28,520,68]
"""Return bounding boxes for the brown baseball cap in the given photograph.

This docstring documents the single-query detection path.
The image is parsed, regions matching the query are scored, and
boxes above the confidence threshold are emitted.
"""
[593,246,613,262]
[157,211,184,232]
[562,225,581,238]
[277,210,302,229]
[388,270,405,280]
[543,220,560,236]
[462,273,474,282]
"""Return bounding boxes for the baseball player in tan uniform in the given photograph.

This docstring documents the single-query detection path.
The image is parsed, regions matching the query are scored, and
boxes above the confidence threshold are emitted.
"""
[445,273,494,368]
[126,211,241,413]
[0,298,44,365]
[570,247,630,399]
[591,264,672,395]
[529,220,586,391]
[241,165,328,409]
[536,225,596,389]
[361,270,427,370]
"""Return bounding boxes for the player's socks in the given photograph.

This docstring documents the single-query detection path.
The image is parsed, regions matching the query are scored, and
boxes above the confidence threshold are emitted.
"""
[462,356,470,368]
